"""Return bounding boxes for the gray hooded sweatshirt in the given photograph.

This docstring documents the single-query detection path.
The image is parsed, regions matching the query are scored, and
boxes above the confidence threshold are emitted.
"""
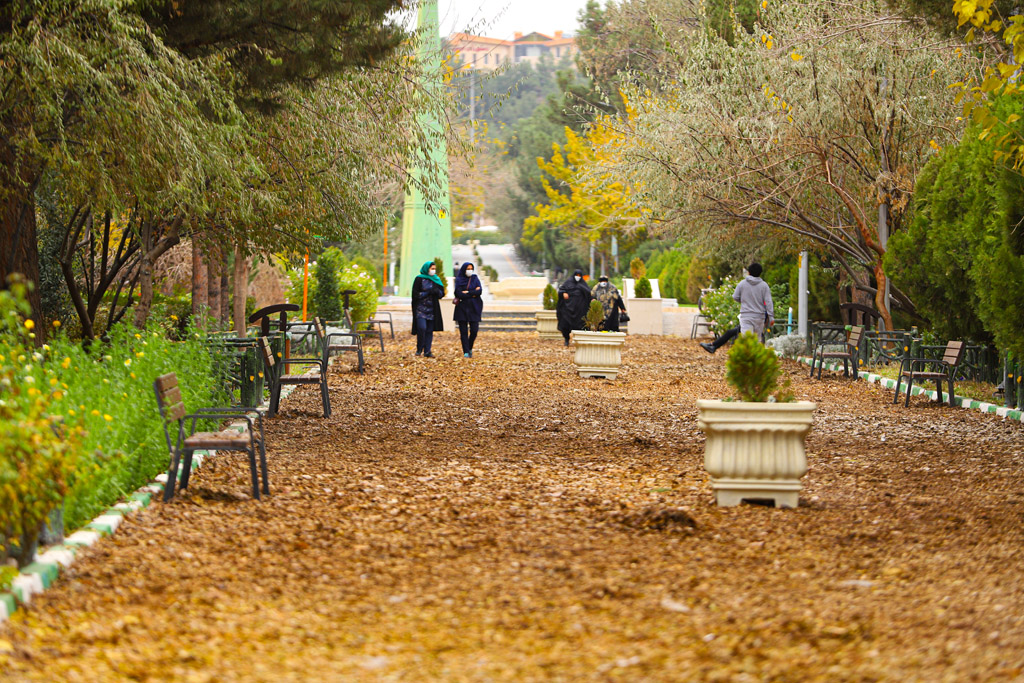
[732,275,774,321]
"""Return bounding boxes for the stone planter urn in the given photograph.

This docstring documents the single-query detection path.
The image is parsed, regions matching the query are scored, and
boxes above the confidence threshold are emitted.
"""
[696,400,816,508]
[535,310,560,339]
[625,298,664,335]
[570,330,627,379]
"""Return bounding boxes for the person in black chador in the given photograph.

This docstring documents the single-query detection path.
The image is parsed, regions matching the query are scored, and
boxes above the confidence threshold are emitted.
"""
[411,261,444,357]
[453,261,483,358]
[592,275,627,332]
[556,268,593,346]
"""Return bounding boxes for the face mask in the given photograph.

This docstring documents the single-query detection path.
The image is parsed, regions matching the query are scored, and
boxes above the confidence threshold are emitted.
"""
[429,269,436,276]
[465,270,474,276]
[574,275,582,282]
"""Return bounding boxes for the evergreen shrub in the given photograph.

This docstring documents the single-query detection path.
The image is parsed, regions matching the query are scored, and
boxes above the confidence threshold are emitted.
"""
[630,257,646,280]
[725,332,793,402]
[543,284,558,310]
[584,299,606,331]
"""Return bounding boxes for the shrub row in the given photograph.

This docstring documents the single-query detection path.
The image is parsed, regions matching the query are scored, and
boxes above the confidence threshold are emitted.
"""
[1,281,224,569]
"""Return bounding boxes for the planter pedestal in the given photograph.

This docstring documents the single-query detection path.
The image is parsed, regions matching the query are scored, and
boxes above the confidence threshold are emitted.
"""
[696,400,816,508]
[535,310,560,339]
[570,331,626,379]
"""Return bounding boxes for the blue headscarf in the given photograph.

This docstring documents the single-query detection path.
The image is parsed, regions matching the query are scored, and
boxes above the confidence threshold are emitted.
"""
[455,262,480,293]
[415,261,445,289]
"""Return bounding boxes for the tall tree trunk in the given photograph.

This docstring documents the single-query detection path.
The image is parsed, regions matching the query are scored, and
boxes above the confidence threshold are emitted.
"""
[207,247,220,330]
[233,245,249,336]
[134,217,182,329]
[219,252,230,326]
[191,238,207,327]
[0,161,45,343]
[134,221,156,329]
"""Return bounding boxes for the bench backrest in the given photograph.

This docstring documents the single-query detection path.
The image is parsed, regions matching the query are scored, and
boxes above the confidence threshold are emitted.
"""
[154,373,186,422]
[944,340,966,368]
[154,372,185,453]
[259,337,276,370]
[840,303,881,330]
[847,325,864,350]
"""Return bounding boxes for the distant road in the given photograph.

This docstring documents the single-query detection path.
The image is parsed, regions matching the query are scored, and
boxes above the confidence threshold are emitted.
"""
[475,243,534,280]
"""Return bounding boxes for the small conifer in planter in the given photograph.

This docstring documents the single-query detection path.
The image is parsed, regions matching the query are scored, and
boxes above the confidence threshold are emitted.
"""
[571,299,626,379]
[724,332,793,402]
[635,277,653,298]
[543,284,558,310]
[432,257,448,293]
[698,332,812,507]
[584,299,606,331]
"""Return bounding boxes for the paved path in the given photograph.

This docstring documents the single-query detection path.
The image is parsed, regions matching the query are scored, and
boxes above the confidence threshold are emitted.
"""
[3,335,1023,680]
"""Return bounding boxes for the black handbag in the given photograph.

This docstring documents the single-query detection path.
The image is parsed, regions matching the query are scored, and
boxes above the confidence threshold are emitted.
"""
[619,312,630,323]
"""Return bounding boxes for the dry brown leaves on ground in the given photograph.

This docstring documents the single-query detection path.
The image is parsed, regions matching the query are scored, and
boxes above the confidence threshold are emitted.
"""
[2,333,1024,682]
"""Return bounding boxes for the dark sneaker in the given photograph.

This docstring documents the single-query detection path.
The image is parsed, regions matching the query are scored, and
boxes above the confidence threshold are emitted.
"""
[424,352,435,358]
[415,351,423,357]
[700,342,716,354]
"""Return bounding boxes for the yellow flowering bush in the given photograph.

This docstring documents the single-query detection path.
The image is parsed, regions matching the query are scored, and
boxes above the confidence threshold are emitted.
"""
[0,279,82,567]
[0,277,226,567]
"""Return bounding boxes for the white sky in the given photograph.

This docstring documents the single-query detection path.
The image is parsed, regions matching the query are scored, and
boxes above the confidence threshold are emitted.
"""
[436,0,592,40]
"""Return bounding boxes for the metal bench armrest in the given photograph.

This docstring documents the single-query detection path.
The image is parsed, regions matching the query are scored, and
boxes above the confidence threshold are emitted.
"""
[185,412,256,438]
[898,357,949,375]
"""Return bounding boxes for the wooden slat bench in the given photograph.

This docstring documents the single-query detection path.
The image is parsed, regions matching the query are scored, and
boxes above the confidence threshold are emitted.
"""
[154,372,267,501]
[314,317,364,374]
[259,336,331,417]
[809,325,864,379]
[894,340,966,407]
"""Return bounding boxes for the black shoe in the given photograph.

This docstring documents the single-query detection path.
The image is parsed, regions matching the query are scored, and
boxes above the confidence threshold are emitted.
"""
[424,352,434,358]
[416,350,423,356]
[700,342,716,354]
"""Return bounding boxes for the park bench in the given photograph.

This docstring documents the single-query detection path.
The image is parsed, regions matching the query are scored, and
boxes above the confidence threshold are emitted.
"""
[314,316,365,374]
[690,289,717,339]
[362,311,395,341]
[893,340,966,407]
[344,289,387,353]
[154,372,267,502]
[809,325,864,379]
[259,336,331,417]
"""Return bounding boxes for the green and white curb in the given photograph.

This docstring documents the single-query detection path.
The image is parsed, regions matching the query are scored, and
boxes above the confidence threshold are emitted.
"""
[0,421,248,623]
[0,375,307,625]
[796,356,1023,422]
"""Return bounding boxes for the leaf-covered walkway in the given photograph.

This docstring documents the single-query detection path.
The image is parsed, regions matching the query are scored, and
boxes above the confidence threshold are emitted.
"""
[3,334,1024,681]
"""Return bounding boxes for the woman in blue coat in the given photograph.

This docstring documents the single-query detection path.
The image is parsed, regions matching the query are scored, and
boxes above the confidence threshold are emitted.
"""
[453,262,483,357]
[410,261,444,357]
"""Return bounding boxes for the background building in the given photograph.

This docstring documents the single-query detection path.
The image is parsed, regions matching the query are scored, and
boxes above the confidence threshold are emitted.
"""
[448,30,575,70]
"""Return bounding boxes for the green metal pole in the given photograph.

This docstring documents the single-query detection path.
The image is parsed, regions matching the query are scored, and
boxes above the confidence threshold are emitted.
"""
[398,0,453,296]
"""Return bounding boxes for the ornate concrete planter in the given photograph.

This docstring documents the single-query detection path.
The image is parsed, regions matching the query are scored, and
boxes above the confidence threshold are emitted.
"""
[570,331,626,379]
[625,298,664,335]
[535,310,560,339]
[696,400,816,508]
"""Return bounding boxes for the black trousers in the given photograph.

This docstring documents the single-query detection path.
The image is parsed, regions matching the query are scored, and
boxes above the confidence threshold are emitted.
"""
[415,316,434,354]
[458,320,479,353]
[710,326,740,350]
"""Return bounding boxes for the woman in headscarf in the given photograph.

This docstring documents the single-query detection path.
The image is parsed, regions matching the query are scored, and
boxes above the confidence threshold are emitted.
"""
[453,261,483,358]
[556,268,593,346]
[410,261,445,357]
[592,275,627,332]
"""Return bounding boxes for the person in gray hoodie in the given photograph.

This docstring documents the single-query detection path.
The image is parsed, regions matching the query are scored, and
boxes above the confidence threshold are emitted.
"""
[733,262,774,340]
